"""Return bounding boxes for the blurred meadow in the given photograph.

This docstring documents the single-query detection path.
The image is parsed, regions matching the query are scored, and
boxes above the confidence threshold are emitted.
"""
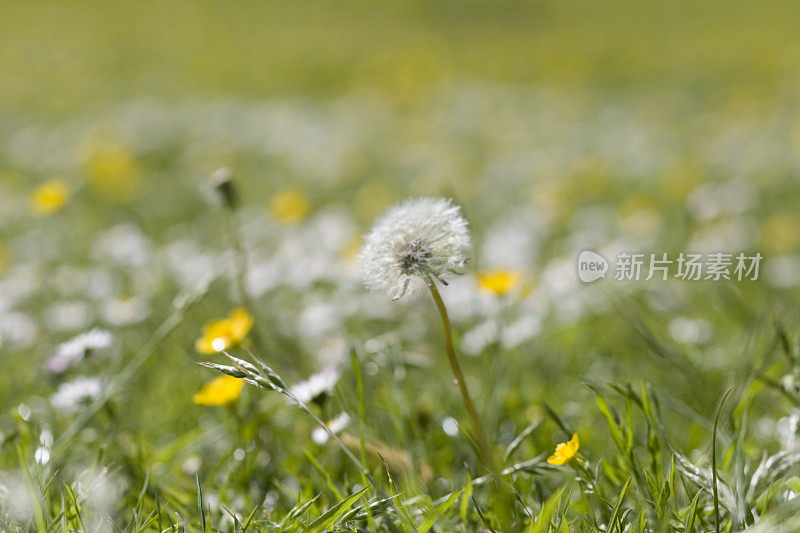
[4,1,800,531]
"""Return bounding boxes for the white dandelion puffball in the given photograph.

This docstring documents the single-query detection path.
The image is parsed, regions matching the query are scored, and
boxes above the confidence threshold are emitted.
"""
[360,197,471,300]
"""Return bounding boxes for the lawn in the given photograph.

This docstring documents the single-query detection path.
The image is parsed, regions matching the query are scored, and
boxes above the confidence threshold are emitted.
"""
[2,1,800,531]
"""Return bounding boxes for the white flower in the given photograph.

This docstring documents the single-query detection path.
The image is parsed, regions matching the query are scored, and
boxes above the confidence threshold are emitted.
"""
[91,223,150,268]
[48,328,115,374]
[359,198,471,300]
[34,447,51,465]
[288,366,339,404]
[312,412,351,445]
[50,377,103,412]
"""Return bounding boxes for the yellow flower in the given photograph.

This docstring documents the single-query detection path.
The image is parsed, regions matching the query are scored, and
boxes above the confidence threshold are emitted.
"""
[547,433,580,465]
[193,375,244,406]
[477,269,520,296]
[268,188,310,225]
[85,142,142,203]
[31,180,69,215]
[195,308,254,354]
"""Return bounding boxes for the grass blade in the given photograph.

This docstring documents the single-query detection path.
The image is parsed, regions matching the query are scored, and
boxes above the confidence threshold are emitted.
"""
[529,486,565,533]
[608,477,631,533]
[306,484,371,533]
[712,388,733,533]
[418,488,462,533]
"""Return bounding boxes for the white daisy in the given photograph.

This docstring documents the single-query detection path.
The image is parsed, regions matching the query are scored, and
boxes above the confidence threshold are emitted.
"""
[359,198,471,300]
[48,328,115,374]
[50,377,103,412]
[288,366,339,404]
[312,412,351,445]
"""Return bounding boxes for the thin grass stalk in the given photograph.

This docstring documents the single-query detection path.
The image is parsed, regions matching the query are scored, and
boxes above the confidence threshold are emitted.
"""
[223,212,253,314]
[54,277,212,456]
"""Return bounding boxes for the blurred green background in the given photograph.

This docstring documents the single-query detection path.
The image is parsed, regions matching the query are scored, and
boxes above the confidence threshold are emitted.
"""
[3,0,800,114]
[3,1,800,528]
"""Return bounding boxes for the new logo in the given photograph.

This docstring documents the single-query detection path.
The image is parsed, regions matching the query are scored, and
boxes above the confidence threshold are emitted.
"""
[577,250,608,283]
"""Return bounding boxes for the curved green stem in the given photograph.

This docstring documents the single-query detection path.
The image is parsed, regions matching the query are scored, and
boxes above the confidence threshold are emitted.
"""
[426,277,494,469]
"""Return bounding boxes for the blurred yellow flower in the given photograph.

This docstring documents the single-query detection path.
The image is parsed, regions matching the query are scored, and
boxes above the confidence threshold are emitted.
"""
[268,188,310,224]
[85,142,142,203]
[547,433,579,465]
[195,308,254,354]
[31,180,69,215]
[760,213,800,255]
[192,375,244,406]
[477,269,520,296]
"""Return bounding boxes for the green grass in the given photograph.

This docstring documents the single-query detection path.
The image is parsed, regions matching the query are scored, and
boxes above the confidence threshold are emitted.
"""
[3,1,800,531]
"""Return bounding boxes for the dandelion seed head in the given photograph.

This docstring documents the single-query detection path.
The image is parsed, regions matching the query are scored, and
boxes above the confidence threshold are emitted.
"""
[359,197,471,300]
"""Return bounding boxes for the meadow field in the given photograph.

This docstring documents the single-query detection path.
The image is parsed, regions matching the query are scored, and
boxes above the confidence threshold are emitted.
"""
[3,1,800,531]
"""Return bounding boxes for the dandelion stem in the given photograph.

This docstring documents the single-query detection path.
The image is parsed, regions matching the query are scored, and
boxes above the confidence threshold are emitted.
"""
[427,278,514,528]
[426,277,494,469]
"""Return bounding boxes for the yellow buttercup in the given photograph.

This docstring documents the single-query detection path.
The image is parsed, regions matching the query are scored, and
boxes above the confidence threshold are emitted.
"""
[195,308,254,354]
[547,433,580,465]
[477,269,520,296]
[31,180,69,215]
[268,188,311,225]
[193,375,244,406]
